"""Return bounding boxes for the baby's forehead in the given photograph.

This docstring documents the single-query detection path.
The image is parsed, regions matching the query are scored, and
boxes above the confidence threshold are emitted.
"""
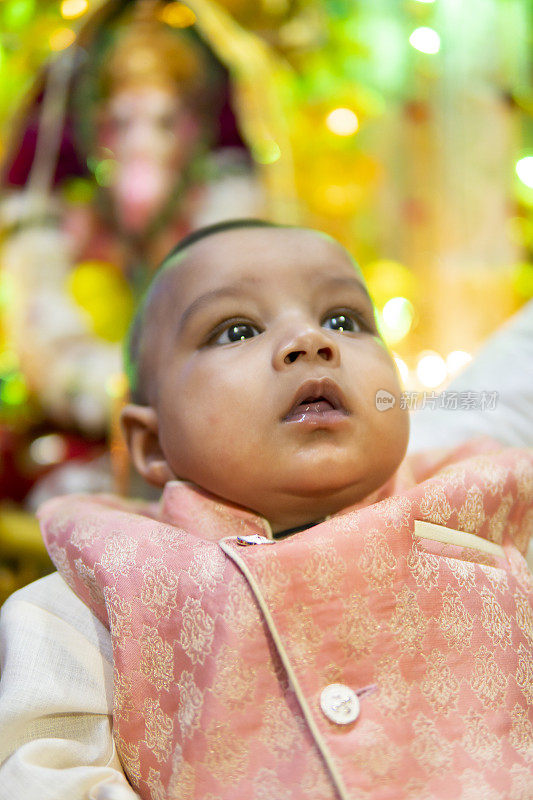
[158,226,363,297]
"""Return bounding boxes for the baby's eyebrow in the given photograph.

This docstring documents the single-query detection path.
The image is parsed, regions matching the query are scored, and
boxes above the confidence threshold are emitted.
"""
[178,284,249,331]
[317,275,373,303]
[178,274,372,332]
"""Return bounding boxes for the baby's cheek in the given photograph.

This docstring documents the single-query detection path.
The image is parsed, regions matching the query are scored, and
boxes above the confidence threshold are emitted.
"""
[202,407,222,428]
[359,363,403,408]
[387,404,410,460]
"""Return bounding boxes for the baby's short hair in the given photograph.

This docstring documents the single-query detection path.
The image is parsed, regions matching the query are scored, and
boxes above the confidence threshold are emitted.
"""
[125,218,278,405]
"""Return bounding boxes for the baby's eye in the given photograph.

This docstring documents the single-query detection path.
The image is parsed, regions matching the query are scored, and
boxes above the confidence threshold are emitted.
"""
[213,322,261,345]
[321,312,362,333]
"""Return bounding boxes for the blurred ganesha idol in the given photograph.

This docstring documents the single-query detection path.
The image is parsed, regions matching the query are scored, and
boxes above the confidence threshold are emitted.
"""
[96,11,209,238]
[70,1,262,276]
[1,1,262,447]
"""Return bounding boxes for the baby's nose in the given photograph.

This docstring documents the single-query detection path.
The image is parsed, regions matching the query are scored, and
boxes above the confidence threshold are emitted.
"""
[273,327,340,369]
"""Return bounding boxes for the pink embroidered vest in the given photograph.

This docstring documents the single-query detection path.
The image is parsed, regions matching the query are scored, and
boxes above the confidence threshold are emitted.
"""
[39,440,533,800]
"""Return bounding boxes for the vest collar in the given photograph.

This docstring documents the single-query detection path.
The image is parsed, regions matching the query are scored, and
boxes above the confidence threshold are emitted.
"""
[156,455,417,542]
[158,481,274,541]
[140,437,506,544]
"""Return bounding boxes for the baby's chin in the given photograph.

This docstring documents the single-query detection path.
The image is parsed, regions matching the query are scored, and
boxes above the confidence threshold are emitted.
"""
[261,473,398,535]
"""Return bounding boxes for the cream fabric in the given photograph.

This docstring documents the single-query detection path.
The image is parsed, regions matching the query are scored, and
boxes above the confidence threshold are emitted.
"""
[1,300,532,798]
[408,299,533,452]
[412,520,506,557]
[0,573,139,800]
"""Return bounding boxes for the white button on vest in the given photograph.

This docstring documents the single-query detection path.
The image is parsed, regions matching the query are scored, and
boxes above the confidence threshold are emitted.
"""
[320,683,360,725]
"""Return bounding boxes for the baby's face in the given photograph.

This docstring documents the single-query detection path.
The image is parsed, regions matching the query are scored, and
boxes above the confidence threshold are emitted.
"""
[145,227,409,531]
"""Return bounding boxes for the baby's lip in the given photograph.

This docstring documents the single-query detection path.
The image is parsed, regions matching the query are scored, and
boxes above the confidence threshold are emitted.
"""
[282,378,349,420]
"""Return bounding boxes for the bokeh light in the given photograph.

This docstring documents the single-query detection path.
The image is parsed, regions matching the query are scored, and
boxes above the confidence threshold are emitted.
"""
[252,140,281,165]
[60,0,88,20]
[516,156,533,189]
[0,373,29,407]
[3,0,35,30]
[68,260,134,342]
[94,159,117,188]
[409,27,441,54]
[380,297,414,344]
[30,434,67,466]
[326,108,359,136]
[363,260,418,310]
[446,350,473,376]
[49,27,76,51]
[416,352,447,388]
[157,2,197,28]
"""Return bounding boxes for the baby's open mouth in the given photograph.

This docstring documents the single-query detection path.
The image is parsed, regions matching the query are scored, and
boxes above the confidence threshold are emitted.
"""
[293,396,336,414]
[283,379,349,423]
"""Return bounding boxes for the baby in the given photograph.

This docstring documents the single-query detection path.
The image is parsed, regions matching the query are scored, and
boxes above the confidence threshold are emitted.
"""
[121,218,409,532]
[0,220,532,800]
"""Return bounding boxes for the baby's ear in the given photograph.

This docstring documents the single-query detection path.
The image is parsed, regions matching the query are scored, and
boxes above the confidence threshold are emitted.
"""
[120,404,175,487]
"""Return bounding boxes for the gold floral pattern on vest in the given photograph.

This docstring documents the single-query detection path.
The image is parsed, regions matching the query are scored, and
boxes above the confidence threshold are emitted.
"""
[39,440,533,800]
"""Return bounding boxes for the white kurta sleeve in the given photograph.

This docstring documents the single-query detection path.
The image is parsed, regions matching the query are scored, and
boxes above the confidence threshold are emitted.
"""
[409,299,533,453]
[0,573,139,800]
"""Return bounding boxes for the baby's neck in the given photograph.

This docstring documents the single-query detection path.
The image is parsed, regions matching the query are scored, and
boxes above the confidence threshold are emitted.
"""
[272,518,325,539]
[259,467,406,535]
